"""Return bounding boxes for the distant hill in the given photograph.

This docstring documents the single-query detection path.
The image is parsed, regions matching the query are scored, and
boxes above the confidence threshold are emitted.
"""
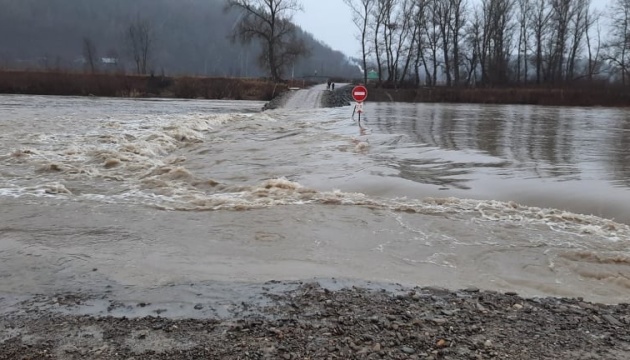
[0,0,361,79]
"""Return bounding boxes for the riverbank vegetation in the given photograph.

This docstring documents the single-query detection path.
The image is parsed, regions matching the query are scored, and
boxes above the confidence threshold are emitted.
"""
[363,84,630,107]
[337,0,630,107]
[5,68,629,108]
[344,0,630,89]
[0,70,295,100]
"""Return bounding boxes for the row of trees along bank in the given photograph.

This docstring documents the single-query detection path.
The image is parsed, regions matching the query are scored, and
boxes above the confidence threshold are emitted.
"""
[344,0,630,88]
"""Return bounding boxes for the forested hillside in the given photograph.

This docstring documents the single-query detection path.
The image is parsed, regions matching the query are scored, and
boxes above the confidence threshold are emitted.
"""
[0,0,361,79]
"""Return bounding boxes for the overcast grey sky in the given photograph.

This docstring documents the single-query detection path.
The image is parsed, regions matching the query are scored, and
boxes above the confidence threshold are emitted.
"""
[294,0,609,59]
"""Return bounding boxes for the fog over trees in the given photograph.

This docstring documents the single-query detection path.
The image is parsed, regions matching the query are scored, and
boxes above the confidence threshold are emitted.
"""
[0,0,361,79]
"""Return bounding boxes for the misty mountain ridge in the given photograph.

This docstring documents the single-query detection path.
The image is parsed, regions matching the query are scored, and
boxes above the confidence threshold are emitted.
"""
[0,0,362,79]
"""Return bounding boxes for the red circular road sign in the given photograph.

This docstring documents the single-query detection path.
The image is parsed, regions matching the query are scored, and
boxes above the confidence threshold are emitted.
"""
[352,85,368,102]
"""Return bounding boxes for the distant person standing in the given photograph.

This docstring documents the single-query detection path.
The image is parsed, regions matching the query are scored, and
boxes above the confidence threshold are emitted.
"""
[327,80,331,91]
[331,82,335,91]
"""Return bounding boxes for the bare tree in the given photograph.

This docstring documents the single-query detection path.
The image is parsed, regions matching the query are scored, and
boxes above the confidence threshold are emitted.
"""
[464,7,483,85]
[449,0,467,86]
[126,16,153,75]
[371,0,389,84]
[226,0,308,81]
[478,0,515,86]
[352,0,605,88]
[344,0,375,84]
[565,0,591,81]
[516,0,531,83]
[419,0,441,86]
[82,37,98,73]
[529,0,551,84]
[380,0,415,85]
[434,0,453,86]
[412,0,430,86]
[529,0,593,83]
[398,0,421,86]
[584,9,602,82]
[603,0,630,85]
[382,0,393,81]
[546,0,573,83]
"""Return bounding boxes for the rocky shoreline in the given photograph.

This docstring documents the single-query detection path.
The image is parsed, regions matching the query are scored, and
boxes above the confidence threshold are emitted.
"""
[321,84,354,108]
[1,281,629,359]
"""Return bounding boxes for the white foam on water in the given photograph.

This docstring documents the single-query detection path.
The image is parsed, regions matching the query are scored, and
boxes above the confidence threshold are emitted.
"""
[1,112,260,197]
[0,183,73,198]
[64,175,624,244]
[5,164,628,252]
[2,103,628,248]
[0,186,23,198]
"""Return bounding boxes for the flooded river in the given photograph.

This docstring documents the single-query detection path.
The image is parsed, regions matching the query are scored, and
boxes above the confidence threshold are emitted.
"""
[1,87,629,305]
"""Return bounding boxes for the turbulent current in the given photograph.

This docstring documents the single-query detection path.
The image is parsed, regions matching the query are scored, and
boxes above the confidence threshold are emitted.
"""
[1,86,629,305]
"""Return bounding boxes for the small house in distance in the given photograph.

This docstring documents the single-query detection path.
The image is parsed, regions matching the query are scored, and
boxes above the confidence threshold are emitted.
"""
[367,70,378,83]
[100,57,117,65]
[100,57,118,70]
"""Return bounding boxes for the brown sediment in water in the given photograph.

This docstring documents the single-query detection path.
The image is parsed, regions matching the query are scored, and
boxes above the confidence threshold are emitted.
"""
[37,163,64,172]
[560,251,630,266]
[192,179,220,189]
[161,167,194,181]
[103,158,121,168]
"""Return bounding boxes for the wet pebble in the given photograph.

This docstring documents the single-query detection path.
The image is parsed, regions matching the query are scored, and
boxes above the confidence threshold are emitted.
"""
[401,346,415,354]
[602,314,623,327]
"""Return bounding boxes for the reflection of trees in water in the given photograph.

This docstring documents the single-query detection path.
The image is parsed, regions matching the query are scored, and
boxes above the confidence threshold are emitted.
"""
[475,106,504,157]
[369,102,630,190]
[365,104,630,192]
[370,103,586,182]
[384,157,473,190]
[608,114,630,187]
[440,107,459,151]
[371,104,464,150]
[526,108,580,180]
[509,108,529,165]
[371,104,432,145]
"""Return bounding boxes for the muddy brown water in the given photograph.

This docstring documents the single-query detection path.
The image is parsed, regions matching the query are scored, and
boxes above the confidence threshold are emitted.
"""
[1,87,629,307]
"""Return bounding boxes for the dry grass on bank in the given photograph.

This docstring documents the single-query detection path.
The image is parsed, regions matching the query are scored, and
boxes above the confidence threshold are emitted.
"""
[0,70,288,101]
[365,85,630,107]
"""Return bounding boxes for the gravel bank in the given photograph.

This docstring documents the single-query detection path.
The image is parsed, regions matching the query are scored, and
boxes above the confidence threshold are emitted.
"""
[321,85,354,108]
[1,281,629,359]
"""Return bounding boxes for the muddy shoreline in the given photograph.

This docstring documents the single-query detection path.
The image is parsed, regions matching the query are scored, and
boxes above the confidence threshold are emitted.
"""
[1,280,629,359]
